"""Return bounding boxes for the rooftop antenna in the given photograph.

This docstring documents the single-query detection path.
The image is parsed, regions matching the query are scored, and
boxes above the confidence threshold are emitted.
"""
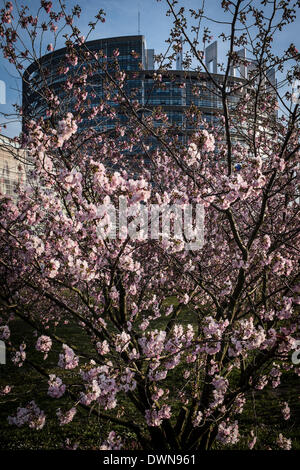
[138,4,140,34]
[176,36,183,70]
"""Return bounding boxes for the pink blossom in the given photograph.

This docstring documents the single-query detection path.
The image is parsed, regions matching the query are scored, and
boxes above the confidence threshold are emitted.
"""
[48,375,66,398]
[281,402,290,420]
[139,330,166,358]
[11,344,26,367]
[193,411,203,427]
[100,431,123,450]
[96,340,110,355]
[217,420,240,446]
[58,344,79,370]
[115,332,131,352]
[36,335,52,359]
[57,407,77,425]
[277,433,292,450]
[41,1,52,14]
[145,405,172,427]
[0,325,10,340]
[8,401,45,430]
[248,430,257,450]
[0,385,12,396]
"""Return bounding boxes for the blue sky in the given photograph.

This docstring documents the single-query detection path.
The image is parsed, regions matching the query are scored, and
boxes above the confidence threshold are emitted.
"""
[0,0,299,137]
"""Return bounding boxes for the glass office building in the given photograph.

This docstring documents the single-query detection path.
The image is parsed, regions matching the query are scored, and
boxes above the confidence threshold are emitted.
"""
[23,35,246,135]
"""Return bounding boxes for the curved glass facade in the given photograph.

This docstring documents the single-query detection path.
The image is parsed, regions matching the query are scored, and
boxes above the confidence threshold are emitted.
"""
[22,35,241,134]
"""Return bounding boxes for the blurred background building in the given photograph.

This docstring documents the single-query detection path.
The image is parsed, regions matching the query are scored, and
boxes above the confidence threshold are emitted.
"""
[23,35,259,132]
[0,134,28,198]
[20,35,276,178]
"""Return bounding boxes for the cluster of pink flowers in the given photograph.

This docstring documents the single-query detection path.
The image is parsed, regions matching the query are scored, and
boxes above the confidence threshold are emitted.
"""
[36,335,52,359]
[11,343,26,367]
[139,330,166,358]
[145,405,172,427]
[216,420,240,445]
[58,344,79,370]
[165,324,194,354]
[248,430,257,450]
[210,375,229,409]
[255,375,268,390]
[202,316,229,355]
[229,317,266,357]
[114,331,131,353]
[90,160,151,206]
[96,340,110,355]
[215,159,268,210]
[41,1,52,14]
[57,407,77,426]
[269,364,282,388]
[46,259,60,279]
[119,254,141,273]
[48,375,66,398]
[277,297,293,320]
[0,325,10,340]
[99,431,123,450]
[200,129,215,152]
[119,367,137,393]
[27,235,45,256]
[262,234,271,250]
[187,130,215,164]
[281,402,290,420]
[192,411,203,427]
[63,169,83,190]
[8,401,45,430]
[79,364,136,410]
[232,394,246,414]
[271,253,293,276]
[0,385,11,396]
[125,178,151,204]
[187,142,200,164]
[1,1,13,24]
[151,387,164,402]
[139,318,150,331]
[55,113,78,147]
[277,433,292,450]
[80,377,105,407]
